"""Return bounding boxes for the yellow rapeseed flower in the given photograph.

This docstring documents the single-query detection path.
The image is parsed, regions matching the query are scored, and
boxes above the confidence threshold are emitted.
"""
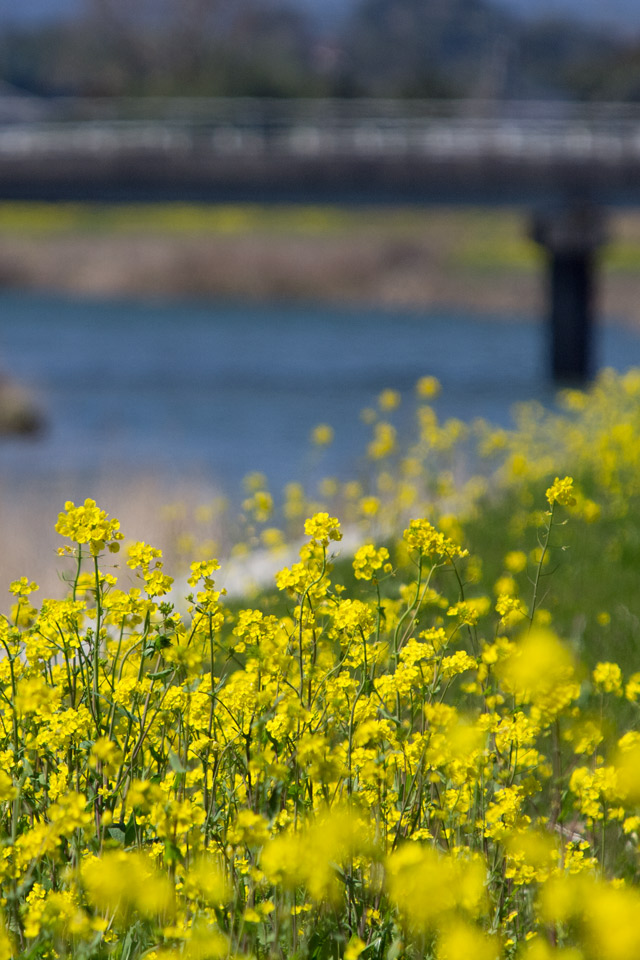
[496,628,580,725]
[55,498,124,555]
[304,512,342,546]
[367,421,396,459]
[592,661,623,696]
[416,375,441,399]
[386,845,487,932]
[545,476,576,507]
[82,851,173,919]
[378,388,401,411]
[352,544,390,580]
[311,423,334,446]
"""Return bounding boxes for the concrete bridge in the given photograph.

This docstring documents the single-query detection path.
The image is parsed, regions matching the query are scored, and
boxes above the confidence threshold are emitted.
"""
[1,96,640,204]
[2,95,640,380]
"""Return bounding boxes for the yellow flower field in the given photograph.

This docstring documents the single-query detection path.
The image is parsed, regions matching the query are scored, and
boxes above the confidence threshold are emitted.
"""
[2,370,640,959]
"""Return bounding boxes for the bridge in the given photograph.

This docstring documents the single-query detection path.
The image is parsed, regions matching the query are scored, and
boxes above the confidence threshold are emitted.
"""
[1,96,640,204]
[2,95,640,380]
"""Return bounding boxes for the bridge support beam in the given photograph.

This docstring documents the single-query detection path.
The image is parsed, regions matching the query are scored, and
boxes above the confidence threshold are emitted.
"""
[531,205,607,384]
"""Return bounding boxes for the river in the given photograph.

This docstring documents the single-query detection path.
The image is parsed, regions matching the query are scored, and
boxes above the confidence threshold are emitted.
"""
[1,290,640,593]
[2,290,640,499]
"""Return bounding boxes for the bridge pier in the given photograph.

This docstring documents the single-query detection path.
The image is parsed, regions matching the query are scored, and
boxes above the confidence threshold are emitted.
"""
[531,204,607,384]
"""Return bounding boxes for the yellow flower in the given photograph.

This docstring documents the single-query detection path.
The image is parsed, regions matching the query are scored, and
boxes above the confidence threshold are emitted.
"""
[90,737,123,776]
[227,809,270,848]
[82,851,173,919]
[187,557,220,587]
[592,661,623,696]
[436,920,499,960]
[447,598,490,625]
[0,915,14,960]
[484,785,525,841]
[440,650,477,679]
[0,770,16,802]
[48,791,92,836]
[14,675,59,717]
[613,741,640,805]
[345,936,366,960]
[359,495,380,517]
[496,628,580,724]
[182,856,229,905]
[304,512,342,546]
[367,421,396,459]
[545,476,576,507]
[378,388,401,411]
[386,845,487,932]
[583,879,640,960]
[9,576,38,599]
[504,827,558,885]
[352,543,390,580]
[243,490,273,523]
[55,498,124,555]
[416,375,441,399]
[625,672,640,702]
[403,518,467,560]
[519,937,583,960]
[261,807,371,904]
[311,423,334,446]
[495,593,525,626]
[504,550,527,573]
[127,541,162,570]
[569,764,618,822]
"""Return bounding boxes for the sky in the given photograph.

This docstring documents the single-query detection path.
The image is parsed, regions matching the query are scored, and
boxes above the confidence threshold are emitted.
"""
[1,0,639,32]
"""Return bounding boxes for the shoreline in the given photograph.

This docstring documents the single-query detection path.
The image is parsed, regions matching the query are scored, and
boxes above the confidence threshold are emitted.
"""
[0,204,638,325]
[0,231,543,316]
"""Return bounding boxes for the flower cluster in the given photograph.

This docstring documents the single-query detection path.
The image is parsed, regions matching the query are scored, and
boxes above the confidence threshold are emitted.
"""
[55,498,124,556]
[2,369,640,960]
[352,543,390,580]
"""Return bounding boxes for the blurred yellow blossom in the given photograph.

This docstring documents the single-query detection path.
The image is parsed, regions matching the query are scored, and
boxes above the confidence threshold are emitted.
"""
[311,423,334,446]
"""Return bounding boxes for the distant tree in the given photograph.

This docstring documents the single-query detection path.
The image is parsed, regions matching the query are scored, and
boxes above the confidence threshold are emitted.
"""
[339,0,518,98]
[562,42,640,101]
[514,16,621,99]
[0,0,635,101]
[216,2,325,97]
[74,0,321,96]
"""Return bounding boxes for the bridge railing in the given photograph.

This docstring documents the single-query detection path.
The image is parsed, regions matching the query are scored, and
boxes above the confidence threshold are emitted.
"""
[1,97,640,164]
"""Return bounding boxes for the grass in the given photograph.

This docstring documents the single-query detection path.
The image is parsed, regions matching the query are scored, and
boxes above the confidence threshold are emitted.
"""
[463,484,640,674]
[0,203,438,236]
[2,201,640,271]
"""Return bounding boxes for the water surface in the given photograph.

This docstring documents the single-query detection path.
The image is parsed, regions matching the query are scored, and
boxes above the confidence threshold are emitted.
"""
[1,292,638,502]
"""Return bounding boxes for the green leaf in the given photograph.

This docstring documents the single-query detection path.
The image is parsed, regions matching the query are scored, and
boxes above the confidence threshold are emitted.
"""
[168,750,188,774]
[107,825,126,844]
[164,838,184,865]
[147,667,173,680]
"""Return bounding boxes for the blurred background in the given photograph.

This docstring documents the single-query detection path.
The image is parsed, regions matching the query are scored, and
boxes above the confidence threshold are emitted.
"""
[3,0,640,99]
[2,0,640,593]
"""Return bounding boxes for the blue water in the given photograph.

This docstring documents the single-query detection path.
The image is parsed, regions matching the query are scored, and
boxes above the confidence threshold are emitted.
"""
[1,291,639,500]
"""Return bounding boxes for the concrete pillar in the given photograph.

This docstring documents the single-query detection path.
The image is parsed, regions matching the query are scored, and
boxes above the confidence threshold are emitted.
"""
[531,204,607,384]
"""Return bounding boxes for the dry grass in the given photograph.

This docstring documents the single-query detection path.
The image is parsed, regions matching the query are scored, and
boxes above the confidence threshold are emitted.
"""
[0,204,541,315]
[0,229,540,314]
[0,204,637,324]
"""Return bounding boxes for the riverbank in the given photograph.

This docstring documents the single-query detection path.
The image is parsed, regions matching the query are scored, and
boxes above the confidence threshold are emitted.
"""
[1,203,640,323]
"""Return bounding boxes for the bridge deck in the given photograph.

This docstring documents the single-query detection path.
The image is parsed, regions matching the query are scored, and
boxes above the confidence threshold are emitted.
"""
[0,97,639,204]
